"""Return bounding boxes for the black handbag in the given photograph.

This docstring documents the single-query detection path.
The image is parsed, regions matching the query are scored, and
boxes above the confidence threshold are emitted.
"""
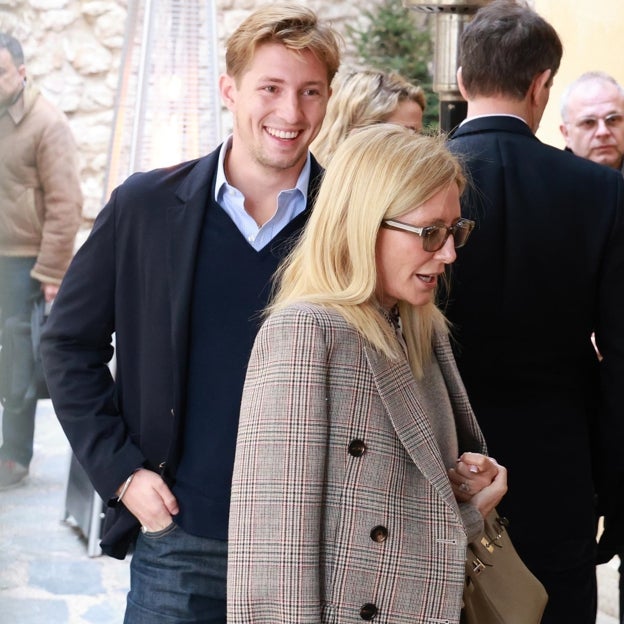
[463,510,548,624]
[0,295,49,406]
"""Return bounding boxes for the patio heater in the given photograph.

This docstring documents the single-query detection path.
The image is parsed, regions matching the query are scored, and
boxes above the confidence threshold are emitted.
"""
[402,0,492,132]
[103,0,222,200]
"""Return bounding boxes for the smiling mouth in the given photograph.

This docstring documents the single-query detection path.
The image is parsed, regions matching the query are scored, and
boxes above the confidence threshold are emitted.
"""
[417,274,435,284]
[266,127,300,140]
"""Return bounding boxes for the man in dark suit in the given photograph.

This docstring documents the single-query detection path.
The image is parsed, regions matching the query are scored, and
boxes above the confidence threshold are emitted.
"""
[39,5,341,623]
[445,2,624,623]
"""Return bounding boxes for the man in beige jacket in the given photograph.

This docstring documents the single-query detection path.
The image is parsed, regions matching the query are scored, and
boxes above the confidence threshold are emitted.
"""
[0,32,82,489]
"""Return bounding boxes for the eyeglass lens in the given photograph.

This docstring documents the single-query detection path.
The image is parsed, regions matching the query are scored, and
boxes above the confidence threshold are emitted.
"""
[424,222,472,252]
[575,113,624,131]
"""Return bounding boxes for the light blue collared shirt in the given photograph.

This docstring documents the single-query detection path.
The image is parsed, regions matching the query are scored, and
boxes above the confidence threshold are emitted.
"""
[214,136,311,251]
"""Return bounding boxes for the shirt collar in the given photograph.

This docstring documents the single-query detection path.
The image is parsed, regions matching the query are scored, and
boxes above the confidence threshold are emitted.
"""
[2,84,26,124]
[460,113,529,128]
[214,134,311,203]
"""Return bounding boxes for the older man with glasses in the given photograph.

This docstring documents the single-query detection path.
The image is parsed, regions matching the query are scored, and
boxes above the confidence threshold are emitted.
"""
[560,71,624,173]
[561,69,624,624]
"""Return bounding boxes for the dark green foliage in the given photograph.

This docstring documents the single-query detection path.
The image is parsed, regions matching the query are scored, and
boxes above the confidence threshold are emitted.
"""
[347,0,439,130]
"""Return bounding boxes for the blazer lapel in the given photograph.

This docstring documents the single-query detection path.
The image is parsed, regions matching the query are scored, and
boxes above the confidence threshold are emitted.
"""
[432,333,487,455]
[364,345,460,515]
[166,151,219,412]
[307,154,324,206]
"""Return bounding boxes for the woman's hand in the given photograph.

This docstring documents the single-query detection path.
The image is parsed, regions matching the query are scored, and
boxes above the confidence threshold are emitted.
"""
[448,453,508,517]
[470,460,508,518]
[448,452,498,500]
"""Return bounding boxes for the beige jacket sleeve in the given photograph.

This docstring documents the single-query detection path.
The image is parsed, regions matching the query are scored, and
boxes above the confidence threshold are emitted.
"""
[31,111,83,284]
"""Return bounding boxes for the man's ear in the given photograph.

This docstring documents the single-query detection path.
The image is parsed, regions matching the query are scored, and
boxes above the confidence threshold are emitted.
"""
[559,121,571,145]
[530,68,552,105]
[457,67,469,101]
[219,73,236,112]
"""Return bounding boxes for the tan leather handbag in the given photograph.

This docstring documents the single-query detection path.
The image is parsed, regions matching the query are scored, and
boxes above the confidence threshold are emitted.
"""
[463,511,548,624]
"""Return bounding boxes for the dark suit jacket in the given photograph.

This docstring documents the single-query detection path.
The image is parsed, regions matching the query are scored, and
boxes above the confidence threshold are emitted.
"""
[446,116,624,554]
[40,146,324,558]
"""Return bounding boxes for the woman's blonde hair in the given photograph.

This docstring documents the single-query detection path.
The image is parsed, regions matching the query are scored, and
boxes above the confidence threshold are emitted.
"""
[272,124,466,378]
[311,68,426,166]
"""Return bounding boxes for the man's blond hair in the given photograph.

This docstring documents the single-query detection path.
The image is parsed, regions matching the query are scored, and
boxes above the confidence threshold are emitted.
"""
[225,3,341,85]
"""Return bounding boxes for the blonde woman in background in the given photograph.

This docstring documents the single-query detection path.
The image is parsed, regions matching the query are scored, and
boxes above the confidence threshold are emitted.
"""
[311,68,426,165]
[228,124,507,623]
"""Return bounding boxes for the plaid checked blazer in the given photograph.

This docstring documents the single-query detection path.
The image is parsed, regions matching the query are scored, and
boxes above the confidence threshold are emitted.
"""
[228,303,487,624]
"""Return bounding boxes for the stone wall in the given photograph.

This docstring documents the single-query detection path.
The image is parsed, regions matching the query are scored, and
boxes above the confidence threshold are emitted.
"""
[1,0,379,222]
[1,0,127,221]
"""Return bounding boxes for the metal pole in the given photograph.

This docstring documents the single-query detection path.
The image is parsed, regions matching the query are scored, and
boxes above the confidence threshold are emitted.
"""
[130,0,155,173]
[402,0,493,132]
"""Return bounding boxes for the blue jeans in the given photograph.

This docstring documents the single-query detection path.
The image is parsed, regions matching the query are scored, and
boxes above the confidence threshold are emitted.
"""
[124,523,227,624]
[0,257,40,467]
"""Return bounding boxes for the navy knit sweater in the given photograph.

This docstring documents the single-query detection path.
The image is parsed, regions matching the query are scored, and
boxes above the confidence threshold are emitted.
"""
[173,198,309,540]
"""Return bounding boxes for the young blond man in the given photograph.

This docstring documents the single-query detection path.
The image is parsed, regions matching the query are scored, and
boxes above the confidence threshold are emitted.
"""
[41,5,341,622]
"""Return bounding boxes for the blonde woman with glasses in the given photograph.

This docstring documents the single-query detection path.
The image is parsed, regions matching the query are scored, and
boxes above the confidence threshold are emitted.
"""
[228,124,507,624]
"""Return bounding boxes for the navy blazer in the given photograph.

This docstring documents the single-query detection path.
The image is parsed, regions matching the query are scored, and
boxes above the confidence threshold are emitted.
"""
[446,116,624,546]
[40,146,324,558]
